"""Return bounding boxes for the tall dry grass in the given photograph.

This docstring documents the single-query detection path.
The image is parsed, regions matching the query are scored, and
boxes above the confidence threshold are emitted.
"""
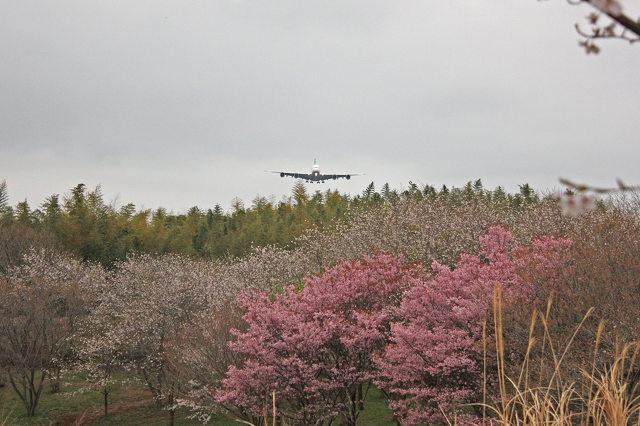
[481,288,640,426]
[233,392,281,426]
[0,407,12,426]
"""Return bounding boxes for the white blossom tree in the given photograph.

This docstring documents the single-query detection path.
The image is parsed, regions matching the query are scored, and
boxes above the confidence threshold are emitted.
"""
[89,254,210,425]
[0,250,100,416]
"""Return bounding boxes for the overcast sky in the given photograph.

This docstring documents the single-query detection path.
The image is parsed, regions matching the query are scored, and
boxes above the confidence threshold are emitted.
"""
[1,0,639,212]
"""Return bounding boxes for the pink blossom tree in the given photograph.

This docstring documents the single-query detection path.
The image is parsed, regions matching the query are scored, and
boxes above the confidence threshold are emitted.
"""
[375,227,572,425]
[216,253,424,425]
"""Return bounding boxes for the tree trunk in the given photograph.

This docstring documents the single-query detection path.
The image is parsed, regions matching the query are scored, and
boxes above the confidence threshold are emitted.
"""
[50,368,61,393]
[169,408,175,426]
[9,369,47,417]
[104,389,109,417]
[357,384,364,411]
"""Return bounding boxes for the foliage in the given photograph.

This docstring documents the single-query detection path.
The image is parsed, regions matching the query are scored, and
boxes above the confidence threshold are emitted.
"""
[0,224,60,275]
[0,181,8,212]
[2,179,640,424]
[374,227,572,424]
[86,254,211,425]
[0,250,101,416]
[0,180,542,267]
[168,305,246,424]
[216,254,424,425]
[516,195,640,387]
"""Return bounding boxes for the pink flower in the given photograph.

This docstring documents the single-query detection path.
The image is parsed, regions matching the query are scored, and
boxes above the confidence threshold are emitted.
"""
[216,253,423,424]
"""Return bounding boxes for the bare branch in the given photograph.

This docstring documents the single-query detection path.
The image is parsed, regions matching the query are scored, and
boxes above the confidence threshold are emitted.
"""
[563,0,640,52]
[559,177,640,194]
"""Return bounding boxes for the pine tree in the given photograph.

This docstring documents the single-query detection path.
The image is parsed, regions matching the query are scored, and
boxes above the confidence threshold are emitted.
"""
[363,182,375,199]
[15,200,32,226]
[518,183,538,204]
[120,203,136,218]
[381,183,391,200]
[231,198,245,213]
[0,180,8,210]
[291,182,308,206]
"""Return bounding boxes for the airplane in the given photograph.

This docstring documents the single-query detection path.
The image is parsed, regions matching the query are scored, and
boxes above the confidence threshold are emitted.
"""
[267,159,362,183]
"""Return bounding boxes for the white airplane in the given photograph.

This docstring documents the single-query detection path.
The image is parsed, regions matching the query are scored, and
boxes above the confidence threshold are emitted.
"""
[267,159,362,183]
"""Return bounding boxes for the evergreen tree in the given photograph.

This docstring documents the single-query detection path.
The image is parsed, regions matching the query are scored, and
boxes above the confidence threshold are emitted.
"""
[251,196,268,211]
[0,180,8,210]
[120,203,136,218]
[0,181,12,225]
[518,183,538,204]
[42,195,61,221]
[492,186,508,204]
[291,182,308,206]
[381,183,391,200]
[422,184,437,198]
[15,200,32,226]
[67,183,87,215]
[231,197,245,213]
[363,182,375,200]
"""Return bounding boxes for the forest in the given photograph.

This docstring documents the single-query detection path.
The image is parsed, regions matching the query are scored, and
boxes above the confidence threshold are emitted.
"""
[1,178,639,425]
[0,179,537,269]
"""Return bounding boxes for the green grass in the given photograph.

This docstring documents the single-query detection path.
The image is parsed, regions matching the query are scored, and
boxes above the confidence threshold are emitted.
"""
[357,387,397,425]
[0,372,216,425]
[0,373,395,425]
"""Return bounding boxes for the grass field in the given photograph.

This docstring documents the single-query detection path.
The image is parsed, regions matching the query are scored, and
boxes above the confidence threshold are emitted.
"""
[0,374,396,425]
[0,373,227,425]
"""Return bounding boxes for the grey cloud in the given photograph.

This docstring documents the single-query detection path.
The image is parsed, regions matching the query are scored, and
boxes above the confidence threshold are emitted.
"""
[1,0,639,211]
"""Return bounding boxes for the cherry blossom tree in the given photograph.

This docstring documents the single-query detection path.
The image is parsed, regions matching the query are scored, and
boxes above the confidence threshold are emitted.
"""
[89,254,210,425]
[0,249,101,416]
[76,289,127,419]
[216,254,425,425]
[76,334,122,418]
[167,304,246,423]
[297,196,570,268]
[375,227,572,425]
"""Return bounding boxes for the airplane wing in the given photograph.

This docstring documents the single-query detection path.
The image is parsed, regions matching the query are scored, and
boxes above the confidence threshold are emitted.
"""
[266,170,363,181]
[326,173,363,180]
[266,170,312,180]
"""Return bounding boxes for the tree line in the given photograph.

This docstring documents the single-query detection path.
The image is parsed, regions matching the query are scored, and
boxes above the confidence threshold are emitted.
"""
[0,179,539,269]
